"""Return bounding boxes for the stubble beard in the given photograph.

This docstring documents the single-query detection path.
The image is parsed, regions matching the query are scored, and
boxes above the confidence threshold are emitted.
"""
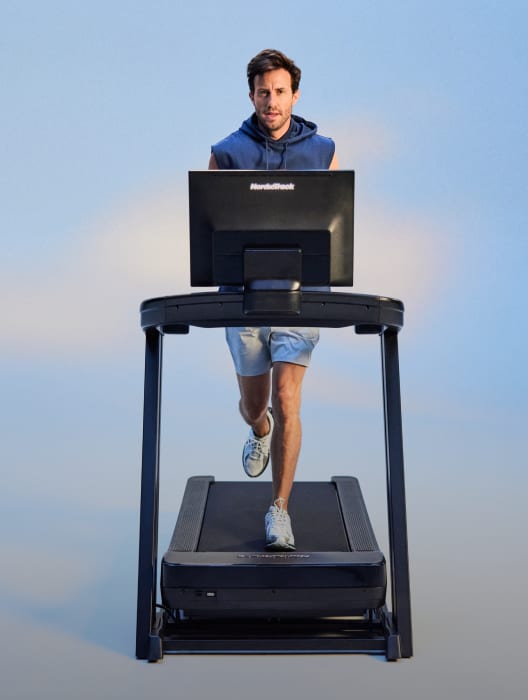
[257,111,291,139]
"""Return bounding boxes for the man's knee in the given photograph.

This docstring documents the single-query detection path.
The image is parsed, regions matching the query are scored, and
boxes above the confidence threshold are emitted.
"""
[238,372,271,424]
[271,363,305,420]
[240,398,268,425]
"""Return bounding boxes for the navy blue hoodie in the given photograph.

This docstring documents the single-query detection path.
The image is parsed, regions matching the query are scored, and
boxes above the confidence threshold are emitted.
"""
[212,114,335,170]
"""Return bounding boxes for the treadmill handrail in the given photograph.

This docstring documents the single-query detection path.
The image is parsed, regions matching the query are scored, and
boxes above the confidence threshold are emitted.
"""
[140,290,404,333]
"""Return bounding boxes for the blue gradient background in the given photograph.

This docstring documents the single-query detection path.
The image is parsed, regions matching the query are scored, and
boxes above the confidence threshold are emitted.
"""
[1,1,526,697]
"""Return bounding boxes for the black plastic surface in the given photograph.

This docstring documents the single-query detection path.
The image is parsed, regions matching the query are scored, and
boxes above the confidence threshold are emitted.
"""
[189,170,354,286]
[140,291,404,332]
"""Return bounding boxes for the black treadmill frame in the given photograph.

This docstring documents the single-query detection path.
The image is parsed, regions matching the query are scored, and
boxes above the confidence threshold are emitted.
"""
[135,291,412,660]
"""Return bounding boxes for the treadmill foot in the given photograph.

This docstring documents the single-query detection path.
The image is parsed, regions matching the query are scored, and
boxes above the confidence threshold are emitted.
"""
[386,634,401,661]
[148,634,163,662]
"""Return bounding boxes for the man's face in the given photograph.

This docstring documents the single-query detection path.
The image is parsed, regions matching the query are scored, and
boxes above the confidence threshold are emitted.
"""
[250,68,299,140]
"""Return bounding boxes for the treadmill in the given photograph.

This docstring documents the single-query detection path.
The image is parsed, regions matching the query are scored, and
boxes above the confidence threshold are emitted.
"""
[135,171,412,661]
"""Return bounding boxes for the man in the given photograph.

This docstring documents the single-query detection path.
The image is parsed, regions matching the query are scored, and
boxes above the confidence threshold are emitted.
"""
[209,49,338,551]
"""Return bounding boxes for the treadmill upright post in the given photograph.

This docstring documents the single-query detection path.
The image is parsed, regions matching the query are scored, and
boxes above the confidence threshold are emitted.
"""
[136,327,164,660]
[380,328,413,658]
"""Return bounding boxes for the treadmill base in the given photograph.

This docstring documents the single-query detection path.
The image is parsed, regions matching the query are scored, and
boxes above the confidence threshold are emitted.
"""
[147,608,402,660]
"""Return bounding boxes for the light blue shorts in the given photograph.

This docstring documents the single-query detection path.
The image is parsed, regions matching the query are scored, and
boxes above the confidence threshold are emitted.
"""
[225,327,320,376]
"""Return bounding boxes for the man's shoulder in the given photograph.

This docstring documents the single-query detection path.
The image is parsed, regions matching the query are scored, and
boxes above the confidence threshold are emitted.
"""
[213,127,251,150]
[211,123,263,169]
[311,132,335,147]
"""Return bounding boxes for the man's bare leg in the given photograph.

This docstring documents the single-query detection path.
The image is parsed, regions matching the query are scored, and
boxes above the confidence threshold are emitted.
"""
[237,372,271,437]
[237,363,306,510]
[270,361,306,510]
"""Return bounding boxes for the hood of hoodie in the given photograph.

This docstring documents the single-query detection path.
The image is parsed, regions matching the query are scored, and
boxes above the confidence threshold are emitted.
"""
[211,113,334,171]
[239,114,318,169]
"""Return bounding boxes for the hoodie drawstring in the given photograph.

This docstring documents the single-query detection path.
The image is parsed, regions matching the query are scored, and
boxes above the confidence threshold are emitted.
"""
[264,139,288,169]
[282,142,288,169]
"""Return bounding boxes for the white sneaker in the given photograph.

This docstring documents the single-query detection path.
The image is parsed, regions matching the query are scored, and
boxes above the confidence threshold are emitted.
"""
[242,409,274,478]
[265,498,295,551]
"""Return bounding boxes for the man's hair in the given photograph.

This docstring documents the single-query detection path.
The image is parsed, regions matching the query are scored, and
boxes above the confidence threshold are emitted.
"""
[247,49,301,94]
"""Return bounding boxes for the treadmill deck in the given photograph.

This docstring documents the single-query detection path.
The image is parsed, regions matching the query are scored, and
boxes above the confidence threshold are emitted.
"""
[161,476,387,618]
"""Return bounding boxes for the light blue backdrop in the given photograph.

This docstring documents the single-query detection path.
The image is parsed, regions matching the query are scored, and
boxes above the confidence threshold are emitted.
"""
[1,1,526,697]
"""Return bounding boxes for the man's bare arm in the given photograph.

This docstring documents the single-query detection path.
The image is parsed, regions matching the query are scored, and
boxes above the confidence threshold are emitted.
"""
[329,153,339,170]
[208,153,219,169]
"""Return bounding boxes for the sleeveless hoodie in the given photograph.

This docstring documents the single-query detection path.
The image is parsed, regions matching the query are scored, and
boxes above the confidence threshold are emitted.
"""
[212,114,335,170]
[213,114,334,293]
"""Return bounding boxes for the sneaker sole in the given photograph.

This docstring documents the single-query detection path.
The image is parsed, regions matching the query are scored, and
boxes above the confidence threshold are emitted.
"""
[242,452,270,478]
[265,540,296,552]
